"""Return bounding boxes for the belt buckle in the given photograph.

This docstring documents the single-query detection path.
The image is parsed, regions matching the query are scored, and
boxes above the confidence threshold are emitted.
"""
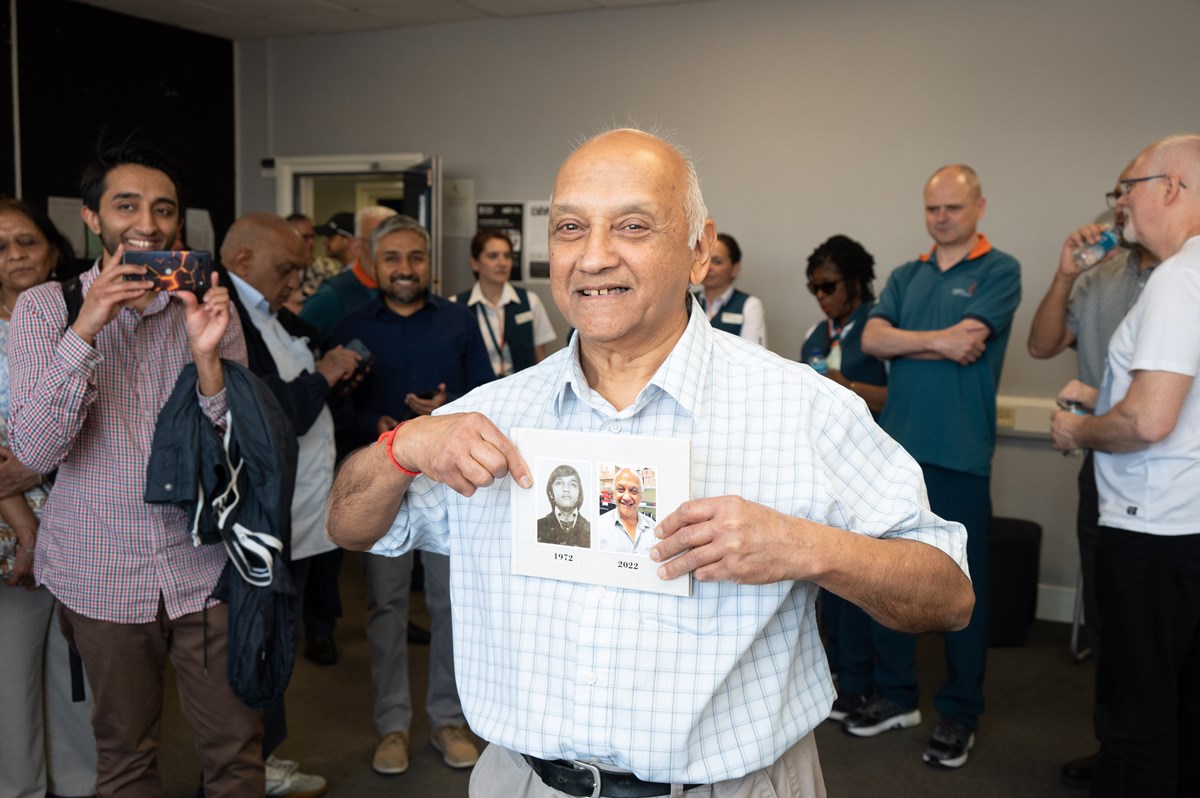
[567,759,603,798]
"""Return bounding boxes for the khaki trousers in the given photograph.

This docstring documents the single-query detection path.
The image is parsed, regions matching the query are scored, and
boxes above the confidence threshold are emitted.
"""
[469,733,826,798]
[59,599,263,798]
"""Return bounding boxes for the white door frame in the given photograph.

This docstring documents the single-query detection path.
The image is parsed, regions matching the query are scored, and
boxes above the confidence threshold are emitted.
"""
[271,153,428,215]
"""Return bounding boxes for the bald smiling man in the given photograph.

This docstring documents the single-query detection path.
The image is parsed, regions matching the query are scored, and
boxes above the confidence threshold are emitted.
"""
[325,128,973,797]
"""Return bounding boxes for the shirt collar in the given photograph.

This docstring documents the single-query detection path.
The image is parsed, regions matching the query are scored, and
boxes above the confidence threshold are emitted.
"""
[918,233,993,264]
[466,281,519,308]
[352,259,378,289]
[227,272,272,318]
[1125,248,1158,275]
[554,508,580,528]
[710,284,735,308]
[552,296,711,422]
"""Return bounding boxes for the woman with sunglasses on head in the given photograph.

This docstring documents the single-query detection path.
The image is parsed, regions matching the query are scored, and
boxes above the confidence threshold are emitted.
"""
[801,234,888,416]
[0,196,96,798]
[698,233,767,347]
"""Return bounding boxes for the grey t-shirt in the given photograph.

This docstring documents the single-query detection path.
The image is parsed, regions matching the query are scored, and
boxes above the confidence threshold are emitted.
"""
[1067,248,1156,387]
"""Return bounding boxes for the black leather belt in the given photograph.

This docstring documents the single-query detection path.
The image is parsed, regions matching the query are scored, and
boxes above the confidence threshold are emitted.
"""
[522,755,701,797]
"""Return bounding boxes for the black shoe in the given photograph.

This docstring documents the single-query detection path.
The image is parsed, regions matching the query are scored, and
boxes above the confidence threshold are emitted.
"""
[843,697,921,737]
[828,691,869,723]
[1060,752,1096,788]
[922,717,975,769]
[304,635,338,666]
[407,621,432,645]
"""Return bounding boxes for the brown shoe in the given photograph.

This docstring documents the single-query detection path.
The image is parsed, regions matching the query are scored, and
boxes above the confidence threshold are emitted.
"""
[431,724,480,769]
[373,731,410,775]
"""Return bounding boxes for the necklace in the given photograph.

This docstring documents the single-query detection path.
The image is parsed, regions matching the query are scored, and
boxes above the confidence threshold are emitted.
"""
[0,299,12,317]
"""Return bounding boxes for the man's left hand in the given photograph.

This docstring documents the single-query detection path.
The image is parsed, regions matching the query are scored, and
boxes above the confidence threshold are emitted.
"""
[650,496,802,584]
[178,271,231,358]
[0,446,41,498]
[405,383,447,416]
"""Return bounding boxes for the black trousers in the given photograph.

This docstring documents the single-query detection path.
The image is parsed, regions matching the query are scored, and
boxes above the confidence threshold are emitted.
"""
[1076,452,1102,660]
[1091,526,1200,798]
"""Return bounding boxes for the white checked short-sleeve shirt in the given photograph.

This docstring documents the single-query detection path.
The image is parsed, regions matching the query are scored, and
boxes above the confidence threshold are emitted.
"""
[373,302,968,783]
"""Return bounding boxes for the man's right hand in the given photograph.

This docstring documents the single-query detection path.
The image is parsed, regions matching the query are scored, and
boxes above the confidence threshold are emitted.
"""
[71,245,155,345]
[390,413,532,497]
[935,319,989,365]
[1057,379,1099,413]
[316,345,361,387]
[1058,223,1115,278]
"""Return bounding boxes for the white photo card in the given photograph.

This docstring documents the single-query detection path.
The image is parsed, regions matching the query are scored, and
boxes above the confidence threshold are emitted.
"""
[510,428,691,597]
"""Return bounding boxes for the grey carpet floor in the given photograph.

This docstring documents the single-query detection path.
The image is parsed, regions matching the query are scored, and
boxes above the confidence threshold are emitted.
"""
[160,551,1096,796]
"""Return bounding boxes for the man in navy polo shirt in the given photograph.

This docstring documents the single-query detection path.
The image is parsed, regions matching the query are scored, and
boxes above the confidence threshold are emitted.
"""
[855,165,1021,769]
[331,213,493,777]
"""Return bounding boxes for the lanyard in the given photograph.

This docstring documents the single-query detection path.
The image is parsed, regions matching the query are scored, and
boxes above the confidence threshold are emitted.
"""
[826,317,845,352]
[476,303,507,375]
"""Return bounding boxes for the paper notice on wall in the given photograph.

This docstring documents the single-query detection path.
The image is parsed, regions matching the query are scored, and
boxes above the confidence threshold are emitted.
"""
[524,201,550,281]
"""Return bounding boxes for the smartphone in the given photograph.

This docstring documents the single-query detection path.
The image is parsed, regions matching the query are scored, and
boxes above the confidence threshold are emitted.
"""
[122,250,214,299]
[415,390,436,400]
[345,338,375,372]
[331,339,374,394]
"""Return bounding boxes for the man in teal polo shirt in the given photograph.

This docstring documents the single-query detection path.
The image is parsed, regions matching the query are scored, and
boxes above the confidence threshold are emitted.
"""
[853,164,1021,769]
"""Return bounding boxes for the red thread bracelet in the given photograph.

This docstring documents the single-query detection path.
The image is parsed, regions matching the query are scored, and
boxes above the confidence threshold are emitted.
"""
[377,422,422,477]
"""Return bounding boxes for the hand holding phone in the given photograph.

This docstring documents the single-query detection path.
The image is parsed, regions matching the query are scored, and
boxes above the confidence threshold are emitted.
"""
[406,383,447,416]
[325,339,374,392]
[345,339,375,372]
[121,250,214,299]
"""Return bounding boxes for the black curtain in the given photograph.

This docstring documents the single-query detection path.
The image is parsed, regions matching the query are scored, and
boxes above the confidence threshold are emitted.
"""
[12,0,235,269]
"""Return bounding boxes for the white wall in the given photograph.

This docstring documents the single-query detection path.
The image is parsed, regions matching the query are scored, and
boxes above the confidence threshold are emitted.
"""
[235,0,1200,619]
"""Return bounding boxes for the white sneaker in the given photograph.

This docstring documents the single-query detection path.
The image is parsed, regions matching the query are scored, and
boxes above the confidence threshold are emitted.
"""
[265,754,327,798]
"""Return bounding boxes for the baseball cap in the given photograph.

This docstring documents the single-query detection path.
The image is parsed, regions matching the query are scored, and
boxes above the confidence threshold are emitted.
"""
[314,212,355,238]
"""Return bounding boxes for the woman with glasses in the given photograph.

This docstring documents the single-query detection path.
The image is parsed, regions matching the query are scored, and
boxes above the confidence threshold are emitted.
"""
[801,234,888,415]
[0,196,96,798]
[697,233,767,347]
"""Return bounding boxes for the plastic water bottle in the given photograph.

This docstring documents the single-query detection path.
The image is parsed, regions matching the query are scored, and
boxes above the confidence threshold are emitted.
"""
[1072,229,1120,270]
[808,352,829,376]
[1062,401,1089,457]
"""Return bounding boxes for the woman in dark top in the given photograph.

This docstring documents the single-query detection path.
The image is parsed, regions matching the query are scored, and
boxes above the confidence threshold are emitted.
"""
[800,234,889,725]
[800,234,888,416]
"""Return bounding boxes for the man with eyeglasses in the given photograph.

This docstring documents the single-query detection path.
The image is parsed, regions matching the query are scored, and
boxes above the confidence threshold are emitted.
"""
[1050,133,1200,798]
[1027,164,1159,789]
[856,165,1021,769]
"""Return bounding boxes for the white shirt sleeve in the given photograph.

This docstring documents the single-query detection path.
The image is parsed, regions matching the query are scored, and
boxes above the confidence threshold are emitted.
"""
[739,295,767,348]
